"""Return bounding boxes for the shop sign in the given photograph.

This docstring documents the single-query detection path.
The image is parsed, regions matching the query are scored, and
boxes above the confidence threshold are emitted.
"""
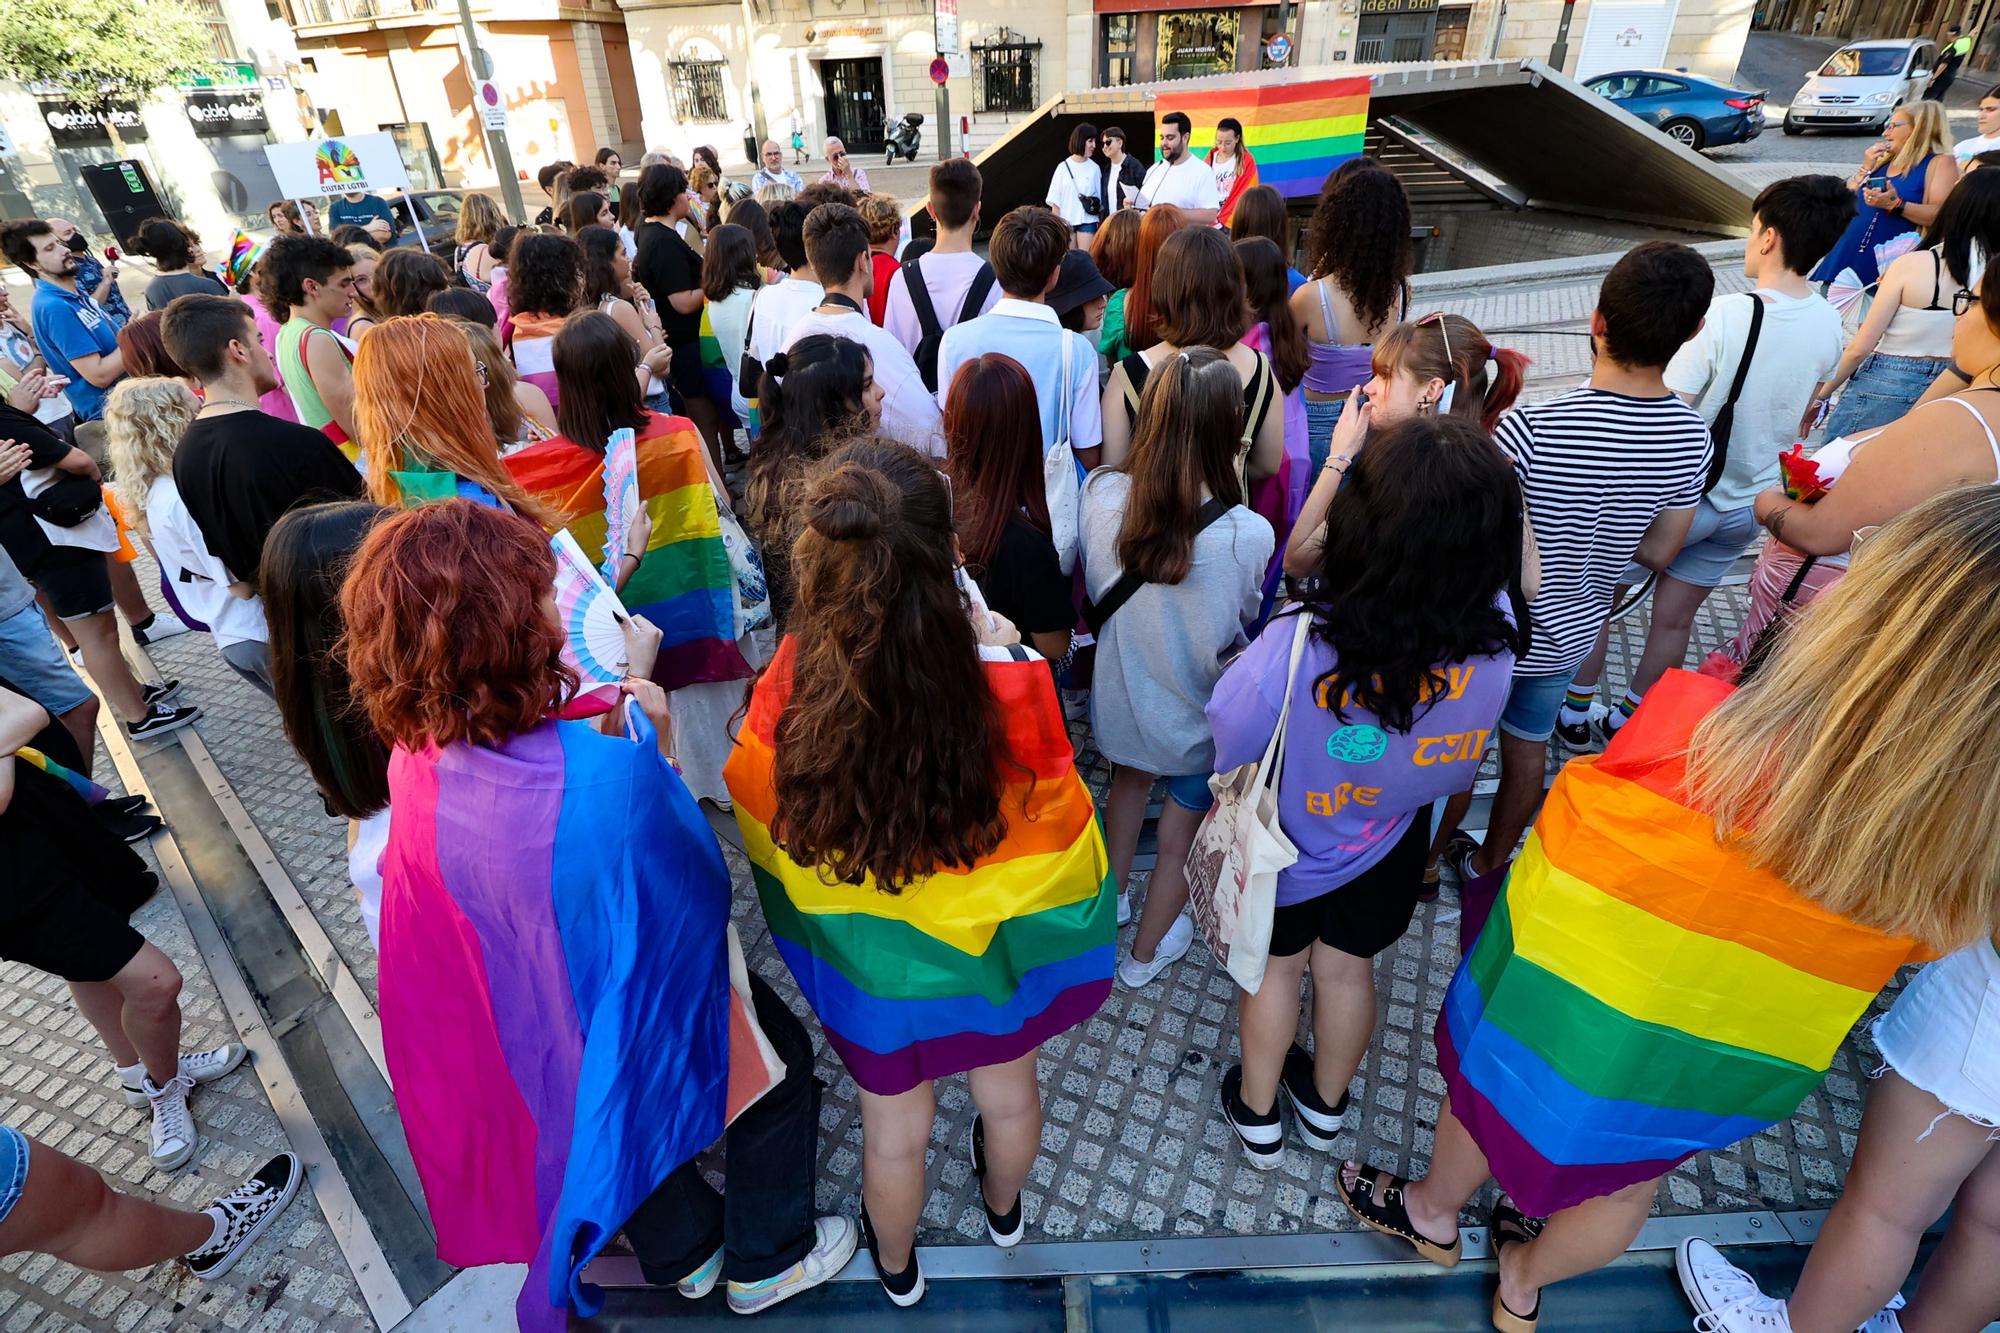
[184,62,260,88]
[807,22,885,41]
[185,90,269,135]
[39,100,148,145]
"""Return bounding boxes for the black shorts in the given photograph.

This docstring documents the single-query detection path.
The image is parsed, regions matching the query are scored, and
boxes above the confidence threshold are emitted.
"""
[31,545,113,621]
[0,762,156,983]
[666,341,708,401]
[1268,804,1433,960]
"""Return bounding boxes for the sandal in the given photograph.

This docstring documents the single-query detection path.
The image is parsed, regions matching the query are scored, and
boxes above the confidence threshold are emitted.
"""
[1488,1195,1546,1333]
[1333,1164,1461,1268]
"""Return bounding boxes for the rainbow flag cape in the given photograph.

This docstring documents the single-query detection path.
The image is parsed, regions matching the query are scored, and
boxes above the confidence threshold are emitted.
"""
[506,311,565,410]
[506,414,748,690]
[19,746,109,805]
[1438,671,1923,1217]
[377,713,736,1332]
[1208,146,1261,228]
[1180,77,1369,200]
[725,641,1117,1096]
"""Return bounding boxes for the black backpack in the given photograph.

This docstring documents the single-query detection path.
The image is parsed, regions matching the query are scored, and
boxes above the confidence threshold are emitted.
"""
[903,254,996,393]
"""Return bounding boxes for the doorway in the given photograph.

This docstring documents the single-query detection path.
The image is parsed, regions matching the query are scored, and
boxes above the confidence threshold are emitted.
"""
[820,58,887,154]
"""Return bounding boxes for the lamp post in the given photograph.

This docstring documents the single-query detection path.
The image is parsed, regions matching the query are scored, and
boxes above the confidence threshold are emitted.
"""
[453,0,526,223]
[1549,0,1578,72]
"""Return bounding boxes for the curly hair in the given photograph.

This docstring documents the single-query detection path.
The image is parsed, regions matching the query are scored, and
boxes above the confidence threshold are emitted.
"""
[103,377,198,538]
[255,233,354,322]
[132,217,201,272]
[774,440,1006,887]
[341,499,578,750]
[1301,157,1412,332]
[370,248,450,319]
[1301,414,1526,733]
[856,192,902,247]
[507,232,582,319]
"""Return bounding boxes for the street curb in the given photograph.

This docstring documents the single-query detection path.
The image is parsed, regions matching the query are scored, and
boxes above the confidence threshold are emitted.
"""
[1412,238,1749,296]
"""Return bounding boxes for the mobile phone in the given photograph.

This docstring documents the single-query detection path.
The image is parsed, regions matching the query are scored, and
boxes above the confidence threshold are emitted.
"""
[1866,174,1888,193]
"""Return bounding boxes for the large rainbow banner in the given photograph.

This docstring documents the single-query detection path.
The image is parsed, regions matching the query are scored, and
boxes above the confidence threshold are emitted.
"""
[1438,671,1924,1218]
[1177,76,1370,199]
[725,641,1117,1097]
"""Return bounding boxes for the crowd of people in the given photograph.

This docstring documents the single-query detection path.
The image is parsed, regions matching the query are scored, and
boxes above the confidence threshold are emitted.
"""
[3,111,2000,1333]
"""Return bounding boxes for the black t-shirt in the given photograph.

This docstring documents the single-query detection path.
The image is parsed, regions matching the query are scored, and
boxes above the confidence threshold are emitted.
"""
[633,220,704,351]
[172,409,365,587]
[978,516,1073,638]
[0,404,75,576]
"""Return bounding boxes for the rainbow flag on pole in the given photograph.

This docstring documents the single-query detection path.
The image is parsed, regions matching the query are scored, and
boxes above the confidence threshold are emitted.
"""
[505,414,747,690]
[1177,76,1371,200]
[725,641,1116,1097]
[1438,672,1924,1218]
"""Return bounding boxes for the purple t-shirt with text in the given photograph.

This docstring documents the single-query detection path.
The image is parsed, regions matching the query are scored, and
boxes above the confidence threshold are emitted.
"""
[1207,607,1514,905]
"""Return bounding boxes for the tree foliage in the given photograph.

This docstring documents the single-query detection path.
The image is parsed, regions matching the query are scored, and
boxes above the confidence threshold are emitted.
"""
[0,0,214,109]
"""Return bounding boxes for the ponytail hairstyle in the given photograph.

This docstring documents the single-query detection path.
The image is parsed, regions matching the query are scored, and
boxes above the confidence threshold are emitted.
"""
[1111,347,1244,584]
[1234,236,1307,393]
[943,353,1051,574]
[1371,313,1529,431]
[774,439,1006,887]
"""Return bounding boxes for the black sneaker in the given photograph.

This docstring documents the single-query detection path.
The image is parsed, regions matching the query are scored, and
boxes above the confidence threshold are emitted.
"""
[102,793,152,817]
[1278,1044,1349,1151]
[182,1152,303,1281]
[95,806,164,843]
[1220,1064,1285,1170]
[858,1206,924,1307]
[127,702,200,741]
[967,1115,1024,1248]
[1553,705,1613,754]
[140,679,183,708]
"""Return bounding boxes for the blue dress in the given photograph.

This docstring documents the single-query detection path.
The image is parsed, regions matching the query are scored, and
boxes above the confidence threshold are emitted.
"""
[1813,152,1934,287]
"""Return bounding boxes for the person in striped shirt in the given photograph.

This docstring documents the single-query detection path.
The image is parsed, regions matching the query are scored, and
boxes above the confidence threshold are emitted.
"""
[1443,241,1714,886]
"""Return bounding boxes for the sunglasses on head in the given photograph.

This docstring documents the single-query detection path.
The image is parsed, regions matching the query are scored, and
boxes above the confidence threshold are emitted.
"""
[1416,311,1457,414]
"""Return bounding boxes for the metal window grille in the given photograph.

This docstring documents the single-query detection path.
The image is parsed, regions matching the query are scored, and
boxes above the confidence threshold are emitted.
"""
[670,59,730,122]
[1100,14,1136,87]
[973,29,1041,113]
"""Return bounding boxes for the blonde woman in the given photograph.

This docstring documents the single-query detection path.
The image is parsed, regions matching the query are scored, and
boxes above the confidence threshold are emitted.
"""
[1676,485,2000,1333]
[448,317,556,453]
[342,244,382,341]
[102,378,274,694]
[454,192,506,293]
[1814,99,1959,286]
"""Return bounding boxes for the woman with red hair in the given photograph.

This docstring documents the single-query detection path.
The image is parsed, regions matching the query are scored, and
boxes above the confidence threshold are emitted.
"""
[341,498,854,1329]
[1100,204,1186,361]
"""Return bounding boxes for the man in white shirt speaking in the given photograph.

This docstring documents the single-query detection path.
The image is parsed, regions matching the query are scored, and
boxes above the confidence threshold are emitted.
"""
[1134,112,1221,225]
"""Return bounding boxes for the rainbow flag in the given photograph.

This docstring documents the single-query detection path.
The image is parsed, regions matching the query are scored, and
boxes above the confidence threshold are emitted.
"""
[378,712,740,1332]
[19,746,109,805]
[1177,77,1370,200]
[506,414,747,690]
[1438,672,1923,1217]
[725,641,1117,1096]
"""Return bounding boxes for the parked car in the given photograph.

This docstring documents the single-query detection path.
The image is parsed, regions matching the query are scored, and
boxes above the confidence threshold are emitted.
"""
[384,190,469,248]
[1784,38,1936,134]
[1584,69,1767,151]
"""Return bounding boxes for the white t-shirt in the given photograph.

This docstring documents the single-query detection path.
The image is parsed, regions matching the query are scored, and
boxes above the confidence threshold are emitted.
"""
[146,475,269,649]
[1210,151,1242,198]
[1139,155,1221,213]
[882,251,1000,356]
[747,275,826,368]
[1955,131,2000,167]
[1664,289,1842,510]
[1047,157,1105,227]
[783,306,944,456]
[708,285,757,418]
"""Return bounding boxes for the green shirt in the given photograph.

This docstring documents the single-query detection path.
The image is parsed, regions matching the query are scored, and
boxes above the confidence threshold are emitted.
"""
[1098,287,1132,361]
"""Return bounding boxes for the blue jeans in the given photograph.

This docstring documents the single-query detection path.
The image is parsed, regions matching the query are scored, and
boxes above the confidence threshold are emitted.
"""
[0,1125,26,1227]
[1165,773,1216,812]
[1305,395,1348,482]
[1823,352,1952,439]
[1498,669,1581,743]
[0,602,91,716]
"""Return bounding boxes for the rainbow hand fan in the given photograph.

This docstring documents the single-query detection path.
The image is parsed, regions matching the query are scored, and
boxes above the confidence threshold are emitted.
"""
[1826,267,1868,313]
[551,529,630,713]
[1874,230,1921,270]
[599,428,638,582]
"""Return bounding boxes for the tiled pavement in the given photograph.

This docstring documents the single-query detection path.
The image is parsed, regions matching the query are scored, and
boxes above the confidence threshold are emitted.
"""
[0,247,1894,1329]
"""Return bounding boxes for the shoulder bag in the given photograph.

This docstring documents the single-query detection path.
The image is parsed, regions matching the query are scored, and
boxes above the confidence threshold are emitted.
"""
[1704,293,1765,495]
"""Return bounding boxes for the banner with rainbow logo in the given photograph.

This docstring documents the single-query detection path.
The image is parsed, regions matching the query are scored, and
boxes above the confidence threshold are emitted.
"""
[264,131,412,201]
[1176,76,1370,199]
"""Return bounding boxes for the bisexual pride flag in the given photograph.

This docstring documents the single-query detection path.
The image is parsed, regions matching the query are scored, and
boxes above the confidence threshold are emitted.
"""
[1179,76,1370,201]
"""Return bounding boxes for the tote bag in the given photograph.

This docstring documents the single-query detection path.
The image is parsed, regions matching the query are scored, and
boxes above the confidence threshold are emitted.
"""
[1044,334,1081,574]
[1185,612,1309,994]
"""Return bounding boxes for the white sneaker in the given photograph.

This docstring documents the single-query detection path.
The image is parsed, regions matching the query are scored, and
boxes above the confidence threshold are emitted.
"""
[1117,913,1193,988]
[676,1245,723,1299]
[725,1215,859,1314]
[146,1072,198,1171]
[132,611,192,645]
[1678,1237,1791,1330]
[1859,1295,1907,1332]
[1116,892,1132,927]
[120,1043,249,1107]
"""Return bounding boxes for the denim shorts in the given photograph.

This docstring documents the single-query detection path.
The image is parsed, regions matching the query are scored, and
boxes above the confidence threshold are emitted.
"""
[0,1124,26,1227]
[1497,668,1580,743]
[1304,395,1348,483]
[1623,498,1759,590]
[1165,772,1216,813]
[1823,352,1953,439]
[1873,941,2000,1133]
[0,602,92,716]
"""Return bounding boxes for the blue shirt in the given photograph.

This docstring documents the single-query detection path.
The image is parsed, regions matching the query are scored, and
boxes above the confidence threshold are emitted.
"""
[31,280,121,422]
[750,167,804,193]
[936,299,1103,455]
[72,252,129,325]
[328,194,397,234]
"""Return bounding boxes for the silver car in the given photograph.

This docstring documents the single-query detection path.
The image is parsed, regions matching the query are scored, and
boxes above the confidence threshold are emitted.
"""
[1784,38,1937,134]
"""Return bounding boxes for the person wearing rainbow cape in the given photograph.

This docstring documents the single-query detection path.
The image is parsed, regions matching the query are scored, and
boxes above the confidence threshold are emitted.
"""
[725,440,1117,1307]
[1330,489,2000,1333]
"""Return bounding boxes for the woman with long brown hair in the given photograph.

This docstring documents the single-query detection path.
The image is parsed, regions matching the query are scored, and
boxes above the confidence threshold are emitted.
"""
[449,316,555,451]
[724,439,1114,1307]
[1106,203,1187,360]
[351,313,553,520]
[369,249,451,321]
[1082,347,1275,987]
[943,354,1070,665]
[1229,184,1305,292]
[562,190,615,236]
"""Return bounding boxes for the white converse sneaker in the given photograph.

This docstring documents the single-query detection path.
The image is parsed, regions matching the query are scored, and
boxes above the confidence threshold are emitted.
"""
[146,1072,198,1171]
[1116,913,1193,989]
[132,611,192,645]
[1116,892,1132,927]
[120,1044,249,1107]
[1678,1237,1791,1330]
[725,1215,859,1314]
[1858,1294,1907,1333]
[183,1152,302,1280]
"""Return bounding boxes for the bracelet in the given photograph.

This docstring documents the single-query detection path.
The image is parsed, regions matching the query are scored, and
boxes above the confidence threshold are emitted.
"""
[620,550,643,566]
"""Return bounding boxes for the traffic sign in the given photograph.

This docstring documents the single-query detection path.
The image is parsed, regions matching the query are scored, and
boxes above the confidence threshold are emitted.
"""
[930,56,951,85]
[934,0,960,55]
[1265,32,1293,64]
[477,79,508,130]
